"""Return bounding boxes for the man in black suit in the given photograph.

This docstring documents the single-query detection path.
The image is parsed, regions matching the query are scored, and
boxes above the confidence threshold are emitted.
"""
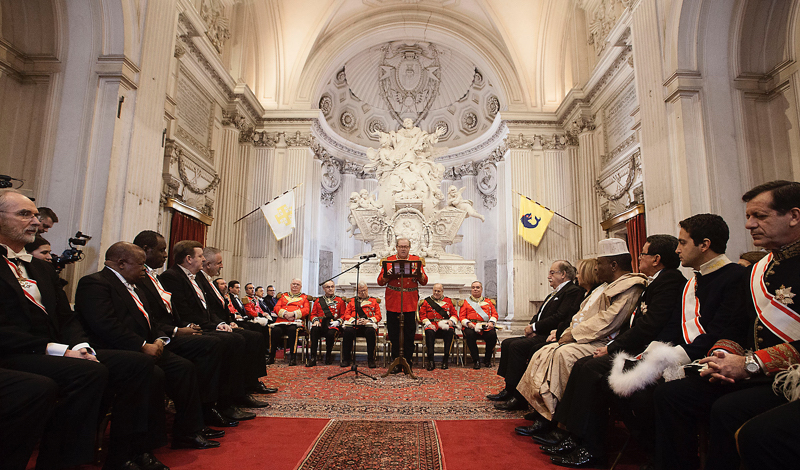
[489,260,585,411]
[0,189,152,470]
[0,368,58,470]
[200,247,275,395]
[544,235,686,467]
[75,242,221,451]
[227,280,247,318]
[132,230,237,428]
[159,240,265,420]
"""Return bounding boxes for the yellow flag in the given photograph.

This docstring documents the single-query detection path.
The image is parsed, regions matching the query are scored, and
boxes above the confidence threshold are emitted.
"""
[518,196,554,246]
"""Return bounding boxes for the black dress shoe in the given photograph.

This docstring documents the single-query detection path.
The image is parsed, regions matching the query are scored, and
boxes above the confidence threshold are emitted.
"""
[325,355,333,365]
[306,358,316,367]
[483,360,493,368]
[251,382,278,394]
[221,406,256,421]
[440,361,449,370]
[486,389,509,401]
[531,427,569,446]
[426,362,435,371]
[472,361,481,370]
[341,360,350,368]
[266,356,275,365]
[204,407,239,427]
[172,433,221,450]
[368,360,377,369]
[236,395,269,408]
[541,436,579,456]
[524,411,542,421]
[550,446,605,468]
[494,396,528,411]
[134,452,169,470]
[107,459,143,470]
[514,418,552,436]
[200,427,225,439]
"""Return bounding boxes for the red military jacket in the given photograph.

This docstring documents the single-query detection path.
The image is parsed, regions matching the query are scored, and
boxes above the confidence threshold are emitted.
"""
[310,295,346,323]
[242,295,264,318]
[377,254,428,313]
[459,296,498,327]
[273,293,310,324]
[418,296,458,330]
[343,297,382,325]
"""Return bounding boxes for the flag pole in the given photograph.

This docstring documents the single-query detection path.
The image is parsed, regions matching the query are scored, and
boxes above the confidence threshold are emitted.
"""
[513,190,582,228]
[233,183,304,225]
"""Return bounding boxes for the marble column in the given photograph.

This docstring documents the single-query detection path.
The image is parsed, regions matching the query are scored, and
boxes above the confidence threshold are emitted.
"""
[576,129,603,254]
[241,144,276,286]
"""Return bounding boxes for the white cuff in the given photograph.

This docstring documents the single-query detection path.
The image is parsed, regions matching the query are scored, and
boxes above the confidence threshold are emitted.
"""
[157,337,171,345]
[72,342,94,355]
[46,342,68,356]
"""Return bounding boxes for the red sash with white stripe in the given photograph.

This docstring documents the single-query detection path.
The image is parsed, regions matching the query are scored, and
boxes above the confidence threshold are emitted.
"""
[5,258,48,314]
[128,288,151,328]
[681,276,706,344]
[147,272,172,314]
[750,253,800,342]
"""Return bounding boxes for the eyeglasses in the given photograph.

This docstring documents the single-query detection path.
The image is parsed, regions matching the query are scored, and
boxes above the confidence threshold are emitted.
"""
[0,209,40,221]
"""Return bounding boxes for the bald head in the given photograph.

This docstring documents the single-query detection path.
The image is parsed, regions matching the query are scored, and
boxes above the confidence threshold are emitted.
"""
[104,242,146,284]
[432,283,444,300]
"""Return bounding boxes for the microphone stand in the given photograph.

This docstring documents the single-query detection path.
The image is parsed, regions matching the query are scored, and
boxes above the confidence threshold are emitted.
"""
[325,256,377,381]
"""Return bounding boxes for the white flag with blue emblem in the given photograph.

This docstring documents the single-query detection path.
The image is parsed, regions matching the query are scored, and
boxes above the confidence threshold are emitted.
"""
[261,190,295,240]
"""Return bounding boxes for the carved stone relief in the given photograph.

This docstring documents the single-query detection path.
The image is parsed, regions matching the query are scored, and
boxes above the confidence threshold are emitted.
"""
[200,0,230,54]
[176,65,215,162]
[162,140,219,217]
[318,250,333,284]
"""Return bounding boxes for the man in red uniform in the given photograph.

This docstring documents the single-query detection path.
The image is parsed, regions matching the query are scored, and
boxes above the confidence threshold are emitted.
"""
[341,282,381,368]
[269,278,310,366]
[418,283,458,370]
[459,280,499,369]
[377,238,428,371]
[308,280,346,366]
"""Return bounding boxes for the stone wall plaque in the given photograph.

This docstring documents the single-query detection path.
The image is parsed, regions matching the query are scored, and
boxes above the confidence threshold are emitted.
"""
[603,79,637,156]
[176,64,214,162]
[484,259,497,299]
[319,250,333,285]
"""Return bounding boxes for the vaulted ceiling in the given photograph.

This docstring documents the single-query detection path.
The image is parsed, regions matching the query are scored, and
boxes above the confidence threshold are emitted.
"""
[224,0,600,121]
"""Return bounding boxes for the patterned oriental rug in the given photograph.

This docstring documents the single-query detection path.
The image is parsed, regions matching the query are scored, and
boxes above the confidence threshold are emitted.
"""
[255,363,524,420]
[296,420,443,470]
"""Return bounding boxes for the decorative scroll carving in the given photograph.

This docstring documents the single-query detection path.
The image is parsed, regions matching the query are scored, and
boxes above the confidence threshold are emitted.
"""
[594,150,640,202]
[200,0,230,54]
[285,131,314,147]
[222,110,247,130]
[588,0,619,55]
[178,153,221,195]
[253,131,280,147]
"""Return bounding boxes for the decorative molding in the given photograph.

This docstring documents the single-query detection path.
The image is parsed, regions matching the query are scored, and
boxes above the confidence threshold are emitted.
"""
[601,133,638,166]
[503,132,568,150]
[177,150,221,196]
[285,131,314,147]
[253,131,280,147]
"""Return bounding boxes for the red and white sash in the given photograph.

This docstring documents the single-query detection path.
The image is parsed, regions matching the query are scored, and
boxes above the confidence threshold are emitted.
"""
[147,271,173,314]
[750,253,800,342]
[128,288,151,328]
[681,276,706,344]
[4,258,47,314]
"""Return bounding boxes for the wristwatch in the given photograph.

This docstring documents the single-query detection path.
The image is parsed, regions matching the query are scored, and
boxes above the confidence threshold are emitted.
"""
[744,352,761,375]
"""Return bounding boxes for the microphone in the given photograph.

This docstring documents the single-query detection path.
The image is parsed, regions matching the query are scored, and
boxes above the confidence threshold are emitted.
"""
[359,253,377,259]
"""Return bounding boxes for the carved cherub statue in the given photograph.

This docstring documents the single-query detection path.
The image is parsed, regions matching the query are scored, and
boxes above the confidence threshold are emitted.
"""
[346,192,360,236]
[447,185,485,222]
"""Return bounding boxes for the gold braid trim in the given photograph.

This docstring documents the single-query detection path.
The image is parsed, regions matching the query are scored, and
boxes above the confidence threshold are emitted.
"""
[709,339,745,356]
[754,343,800,375]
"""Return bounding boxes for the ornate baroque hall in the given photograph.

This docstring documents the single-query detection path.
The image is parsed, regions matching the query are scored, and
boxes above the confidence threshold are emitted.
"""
[2,0,800,469]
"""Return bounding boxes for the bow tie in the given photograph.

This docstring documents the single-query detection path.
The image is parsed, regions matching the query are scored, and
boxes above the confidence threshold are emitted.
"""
[6,252,33,264]
[187,273,196,281]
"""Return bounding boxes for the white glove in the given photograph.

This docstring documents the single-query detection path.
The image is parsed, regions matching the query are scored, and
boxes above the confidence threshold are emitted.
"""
[437,320,450,330]
[253,317,268,326]
[329,320,341,328]
[473,323,482,332]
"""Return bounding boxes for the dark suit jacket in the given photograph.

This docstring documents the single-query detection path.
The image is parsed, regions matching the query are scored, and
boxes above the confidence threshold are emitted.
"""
[196,273,233,324]
[607,268,687,355]
[229,296,246,318]
[159,266,223,331]
[135,273,184,336]
[74,268,166,351]
[531,282,585,335]
[660,263,749,360]
[0,254,89,354]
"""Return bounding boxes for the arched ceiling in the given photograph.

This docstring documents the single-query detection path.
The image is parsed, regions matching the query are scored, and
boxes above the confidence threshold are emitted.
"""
[224,0,596,146]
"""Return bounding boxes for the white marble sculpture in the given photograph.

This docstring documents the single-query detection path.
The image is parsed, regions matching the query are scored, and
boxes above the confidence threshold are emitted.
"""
[351,120,485,257]
[447,185,485,222]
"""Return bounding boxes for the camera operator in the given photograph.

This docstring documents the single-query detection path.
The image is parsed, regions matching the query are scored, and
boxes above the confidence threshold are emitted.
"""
[36,207,58,234]
[25,235,53,262]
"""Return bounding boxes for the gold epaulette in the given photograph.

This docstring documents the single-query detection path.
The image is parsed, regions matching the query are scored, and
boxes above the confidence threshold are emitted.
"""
[419,256,426,266]
[489,298,496,306]
[242,297,251,305]
[340,296,349,303]
[307,296,316,302]
[379,256,389,265]
[418,298,426,307]
[376,298,382,304]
